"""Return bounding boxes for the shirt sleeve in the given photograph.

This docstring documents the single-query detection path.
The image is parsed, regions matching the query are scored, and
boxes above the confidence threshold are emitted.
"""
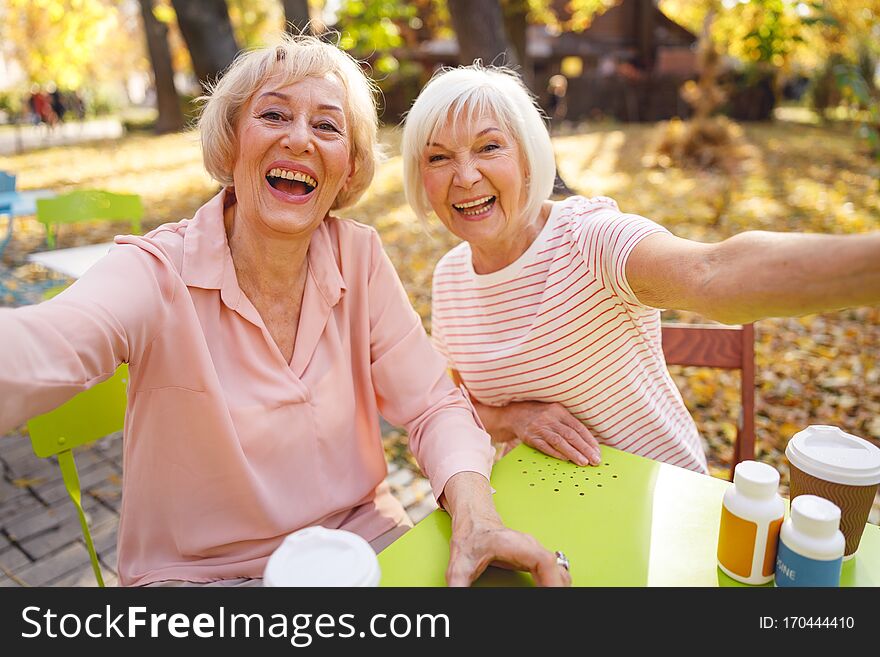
[0,241,175,434]
[365,229,494,499]
[570,197,670,309]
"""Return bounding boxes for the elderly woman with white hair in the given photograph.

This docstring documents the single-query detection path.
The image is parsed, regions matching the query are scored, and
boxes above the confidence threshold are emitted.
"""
[0,37,571,587]
[401,64,880,473]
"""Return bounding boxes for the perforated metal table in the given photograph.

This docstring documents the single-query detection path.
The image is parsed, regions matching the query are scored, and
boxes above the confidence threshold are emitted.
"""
[377,444,880,586]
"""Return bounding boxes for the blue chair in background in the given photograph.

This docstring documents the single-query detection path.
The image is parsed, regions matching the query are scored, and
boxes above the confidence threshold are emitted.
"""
[0,171,17,256]
[0,171,14,192]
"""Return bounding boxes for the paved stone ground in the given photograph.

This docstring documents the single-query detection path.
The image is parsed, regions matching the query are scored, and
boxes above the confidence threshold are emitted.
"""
[0,428,437,587]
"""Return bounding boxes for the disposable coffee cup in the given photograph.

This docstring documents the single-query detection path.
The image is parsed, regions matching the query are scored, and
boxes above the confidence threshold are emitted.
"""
[263,526,381,586]
[785,425,880,559]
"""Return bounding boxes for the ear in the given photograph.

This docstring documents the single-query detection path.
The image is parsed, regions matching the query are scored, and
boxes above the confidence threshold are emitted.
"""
[340,154,355,194]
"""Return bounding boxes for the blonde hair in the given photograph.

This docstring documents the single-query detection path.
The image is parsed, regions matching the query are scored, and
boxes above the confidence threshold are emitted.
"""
[401,64,556,225]
[198,33,380,209]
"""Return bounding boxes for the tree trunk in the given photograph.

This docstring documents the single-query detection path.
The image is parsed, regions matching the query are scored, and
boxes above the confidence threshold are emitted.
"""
[447,0,518,68]
[170,0,240,90]
[635,0,655,71]
[282,0,312,35]
[138,0,185,134]
[448,0,572,199]
[501,0,531,88]
[692,6,724,122]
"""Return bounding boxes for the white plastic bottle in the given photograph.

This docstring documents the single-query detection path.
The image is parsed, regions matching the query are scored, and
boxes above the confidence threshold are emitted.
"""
[775,495,844,587]
[717,461,785,584]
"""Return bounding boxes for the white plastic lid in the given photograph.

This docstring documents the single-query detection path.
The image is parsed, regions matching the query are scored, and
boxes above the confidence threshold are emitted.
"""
[263,526,381,587]
[733,460,780,499]
[785,425,880,486]
[790,494,841,538]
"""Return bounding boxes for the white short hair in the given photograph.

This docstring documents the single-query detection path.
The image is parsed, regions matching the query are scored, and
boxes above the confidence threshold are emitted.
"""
[401,64,555,225]
[198,32,380,210]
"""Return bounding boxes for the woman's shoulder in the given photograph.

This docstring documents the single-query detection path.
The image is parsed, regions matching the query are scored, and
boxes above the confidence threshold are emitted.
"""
[555,195,621,221]
[434,242,471,278]
[324,215,378,242]
[113,218,189,274]
[117,189,230,274]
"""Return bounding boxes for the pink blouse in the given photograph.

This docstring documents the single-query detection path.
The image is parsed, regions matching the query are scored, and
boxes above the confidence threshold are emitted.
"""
[0,190,493,586]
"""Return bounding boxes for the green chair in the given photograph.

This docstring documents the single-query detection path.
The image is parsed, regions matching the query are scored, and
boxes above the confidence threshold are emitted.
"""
[35,190,143,248]
[26,364,129,586]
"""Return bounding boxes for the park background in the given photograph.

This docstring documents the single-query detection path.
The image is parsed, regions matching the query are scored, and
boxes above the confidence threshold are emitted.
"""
[0,0,878,586]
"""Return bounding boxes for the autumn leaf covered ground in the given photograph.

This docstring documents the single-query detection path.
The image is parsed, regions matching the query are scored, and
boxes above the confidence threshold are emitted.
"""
[1,113,878,505]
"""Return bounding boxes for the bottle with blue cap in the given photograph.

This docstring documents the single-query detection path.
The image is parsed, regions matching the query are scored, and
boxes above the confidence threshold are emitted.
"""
[775,494,844,587]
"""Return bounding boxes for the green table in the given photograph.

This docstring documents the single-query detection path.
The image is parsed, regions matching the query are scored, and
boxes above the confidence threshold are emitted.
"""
[378,444,880,586]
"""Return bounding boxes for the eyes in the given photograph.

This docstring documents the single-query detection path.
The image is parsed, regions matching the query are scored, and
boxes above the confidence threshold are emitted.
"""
[426,143,501,163]
[257,110,342,133]
[259,110,285,122]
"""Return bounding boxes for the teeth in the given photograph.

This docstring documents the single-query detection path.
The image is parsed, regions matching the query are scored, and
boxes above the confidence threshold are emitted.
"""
[453,196,494,210]
[268,168,317,188]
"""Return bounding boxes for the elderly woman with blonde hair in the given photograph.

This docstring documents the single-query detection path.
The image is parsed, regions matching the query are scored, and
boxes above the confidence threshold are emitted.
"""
[402,64,880,473]
[0,37,570,587]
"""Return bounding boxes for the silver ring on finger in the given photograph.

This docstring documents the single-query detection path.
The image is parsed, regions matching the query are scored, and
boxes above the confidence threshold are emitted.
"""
[555,550,570,571]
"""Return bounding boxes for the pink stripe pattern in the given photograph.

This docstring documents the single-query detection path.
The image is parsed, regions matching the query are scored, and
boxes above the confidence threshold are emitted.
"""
[431,196,708,473]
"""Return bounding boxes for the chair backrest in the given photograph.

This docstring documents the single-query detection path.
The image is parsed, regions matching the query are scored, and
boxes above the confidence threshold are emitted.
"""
[0,171,16,192]
[661,323,755,480]
[27,364,129,586]
[35,190,143,248]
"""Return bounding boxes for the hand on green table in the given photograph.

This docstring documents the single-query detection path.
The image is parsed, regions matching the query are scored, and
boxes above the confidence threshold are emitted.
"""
[447,517,572,587]
[503,401,602,466]
[442,471,572,587]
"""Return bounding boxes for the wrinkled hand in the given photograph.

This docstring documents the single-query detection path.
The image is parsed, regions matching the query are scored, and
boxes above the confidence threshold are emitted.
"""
[446,516,571,587]
[508,401,601,466]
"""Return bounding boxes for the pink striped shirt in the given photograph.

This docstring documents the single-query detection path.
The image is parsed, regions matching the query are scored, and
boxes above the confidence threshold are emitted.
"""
[431,196,708,473]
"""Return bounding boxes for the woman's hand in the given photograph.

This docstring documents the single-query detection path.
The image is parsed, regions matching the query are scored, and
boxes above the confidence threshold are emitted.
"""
[505,401,601,466]
[446,514,571,587]
[440,472,571,587]
[452,369,600,466]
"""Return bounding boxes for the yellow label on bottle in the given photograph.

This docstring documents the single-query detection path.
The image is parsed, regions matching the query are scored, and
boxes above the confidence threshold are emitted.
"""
[762,516,783,577]
[718,506,757,578]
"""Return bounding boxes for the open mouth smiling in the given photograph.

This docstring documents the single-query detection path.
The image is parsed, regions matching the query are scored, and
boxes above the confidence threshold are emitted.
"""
[452,195,496,216]
[266,167,318,196]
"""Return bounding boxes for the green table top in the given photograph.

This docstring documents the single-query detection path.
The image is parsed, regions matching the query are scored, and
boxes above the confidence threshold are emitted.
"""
[378,444,880,586]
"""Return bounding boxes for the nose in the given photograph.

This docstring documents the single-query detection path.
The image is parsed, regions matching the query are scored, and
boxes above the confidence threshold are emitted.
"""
[281,117,313,153]
[452,155,482,188]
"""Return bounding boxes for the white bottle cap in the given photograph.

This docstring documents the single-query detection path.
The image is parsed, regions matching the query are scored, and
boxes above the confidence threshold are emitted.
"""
[790,495,842,539]
[786,425,880,486]
[263,526,381,587]
[733,460,780,498]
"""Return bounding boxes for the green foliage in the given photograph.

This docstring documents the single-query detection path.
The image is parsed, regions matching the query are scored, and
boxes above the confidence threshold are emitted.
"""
[834,60,880,159]
[564,0,619,31]
[226,0,283,48]
[1,0,144,90]
[661,1,880,157]
[336,0,415,62]
[0,92,24,119]
[120,107,159,133]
